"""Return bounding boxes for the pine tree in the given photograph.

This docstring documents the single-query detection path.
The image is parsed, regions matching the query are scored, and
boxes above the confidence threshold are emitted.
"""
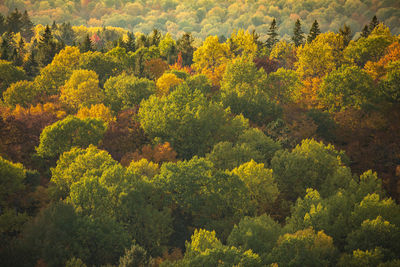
[292,19,305,47]
[0,31,15,61]
[125,32,136,52]
[339,24,352,46]
[0,37,9,60]
[177,32,194,66]
[149,29,161,46]
[59,22,75,46]
[360,25,370,38]
[266,19,279,49]
[21,10,34,41]
[369,15,379,33]
[0,14,6,35]
[307,20,321,43]
[23,51,39,77]
[80,34,93,52]
[51,21,58,31]
[37,25,57,67]
[6,8,23,33]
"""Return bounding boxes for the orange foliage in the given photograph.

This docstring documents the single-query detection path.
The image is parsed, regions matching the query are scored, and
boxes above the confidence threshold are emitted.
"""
[144,58,169,80]
[365,41,400,80]
[121,142,177,166]
[297,77,323,109]
[170,53,193,74]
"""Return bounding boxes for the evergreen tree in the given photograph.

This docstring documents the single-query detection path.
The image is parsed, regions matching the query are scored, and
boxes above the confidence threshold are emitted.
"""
[23,51,39,77]
[125,32,136,52]
[6,8,22,33]
[0,13,6,35]
[0,31,15,61]
[292,19,305,47]
[12,38,25,66]
[37,25,57,67]
[51,21,58,31]
[360,25,370,38]
[266,19,279,49]
[339,24,352,47]
[369,15,379,33]
[80,34,93,53]
[307,20,321,43]
[21,10,34,41]
[0,37,9,60]
[177,32,194,66]
[149,29,161,46]
[59,22,75,46]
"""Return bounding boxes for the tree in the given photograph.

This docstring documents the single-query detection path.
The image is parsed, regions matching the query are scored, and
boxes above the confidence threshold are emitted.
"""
[227,29,258,59]
[3,80,38,107]
[292,19,305,47]
[231,160,279,214]
[156,72,184,95]
[159,33,177,64]
[79,51,120,86]
[154,157,252,239]
[271,139,352,201]
[23,51,38,77]
[20,10,33,41]
[76,104,115,124]
[0,60,26,94]
[36,116,107,158]
[177,32,194,66]
[307,20,321,43]
[37,25,59,67]
[339,24,352,47]
[266,19,279,49]
[6,8,22,33]
[227,214,282,256]
[80,34,93,52]
[60,69,104,111]
[59,22,75,46]
[266,228,338,266]
[265,68,301,104]
[119,244,149,267]
[138,84,248,159]
[369,16,379,33]
[319,65,374,111]
[269,40,297,69]
[104,73,156,112]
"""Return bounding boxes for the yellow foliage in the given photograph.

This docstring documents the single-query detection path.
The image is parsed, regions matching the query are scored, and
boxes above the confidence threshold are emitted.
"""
[76,104,115,124]
[156,73,184,95]
[228,29,258,59]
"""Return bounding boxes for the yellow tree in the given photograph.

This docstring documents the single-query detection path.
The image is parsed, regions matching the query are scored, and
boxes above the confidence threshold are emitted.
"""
[227,29,258,59]
[192,36,231,86]
[60,69,104,111]
[156,72,184,95]
[76,103,115,124]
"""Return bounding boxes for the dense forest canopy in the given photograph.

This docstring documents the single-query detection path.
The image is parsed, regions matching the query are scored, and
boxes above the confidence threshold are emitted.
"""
[1,0,400,39]
[1,2,400,266]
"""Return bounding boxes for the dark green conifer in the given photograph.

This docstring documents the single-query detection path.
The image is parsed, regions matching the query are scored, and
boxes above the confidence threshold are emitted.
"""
[292,19,305,47]
[80,34,93,53]
[6,8,22,33]
[21,10,34,41]
[339,24,352,46]
[266,18,279,49]
[307,20,321,43]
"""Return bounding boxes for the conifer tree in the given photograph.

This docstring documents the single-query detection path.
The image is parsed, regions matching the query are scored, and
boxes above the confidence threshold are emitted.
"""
[80,34,93,52]
[339,24,352,46]
[149,29,161,46]
[59,22,75,46]
[307,20,321,43]
[21,10,34,41]
[0,14,6,35]
[292,19,305,47]
[177,32,194,66]
[369,15,379,33]
[125,32,136,52]
[360,25,370,38]
[23,51,39,77]
[266,19,279,49]
[6,8,22,33]
[37,25,57,67]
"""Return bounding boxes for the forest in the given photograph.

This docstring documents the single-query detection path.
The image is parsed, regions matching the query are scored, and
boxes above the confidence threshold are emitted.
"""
[1,0,400,40]
[1,6,400,267]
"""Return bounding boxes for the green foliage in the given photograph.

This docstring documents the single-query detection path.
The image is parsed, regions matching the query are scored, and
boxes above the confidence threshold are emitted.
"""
[266,228,338,267]
[104,73,156,112]
[138,84,248,159]
[271,139,352,201]
[119,244,149,267]
[154,157,252,239]
[79,51,121,86]
[3,80,37,107]
[227,214,281,256]
[36,116,107,158]
[319,65,375,111]
[206,128,281,170]
[0,59,26,94]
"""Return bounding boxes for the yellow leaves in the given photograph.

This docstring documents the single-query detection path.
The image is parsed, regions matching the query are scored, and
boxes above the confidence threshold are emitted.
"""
[51,46,81,68]
[228,29,258,59]
[156,73,184,95]
[76,104,115,124]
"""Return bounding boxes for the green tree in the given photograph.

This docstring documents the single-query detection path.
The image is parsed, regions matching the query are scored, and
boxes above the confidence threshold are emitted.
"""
[0,59,26,94]
[20,10,33,41]
[177,32,194,66]
[227,214,282,256]
[104,73,156,112]
[3,80,38,107]
[271,139,351,201]
[266,19,279,49]
[79,51,121,86]
[307,20,321,43]
[319,65,374,111]
[159,33,177,64]
[292,19,305,47]
[138,84,248,159]
[60,69,104,111]
[339,24,352,47]
[266,228,338,266]
[37,25,59,67]
[80,34,93,53]
[231,160,279,214]
[6,8,22,33]
[36,116,107,158]
[119,244,149,267]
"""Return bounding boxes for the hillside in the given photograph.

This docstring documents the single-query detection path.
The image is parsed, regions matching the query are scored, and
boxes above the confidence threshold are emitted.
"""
[1,0,400,39]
